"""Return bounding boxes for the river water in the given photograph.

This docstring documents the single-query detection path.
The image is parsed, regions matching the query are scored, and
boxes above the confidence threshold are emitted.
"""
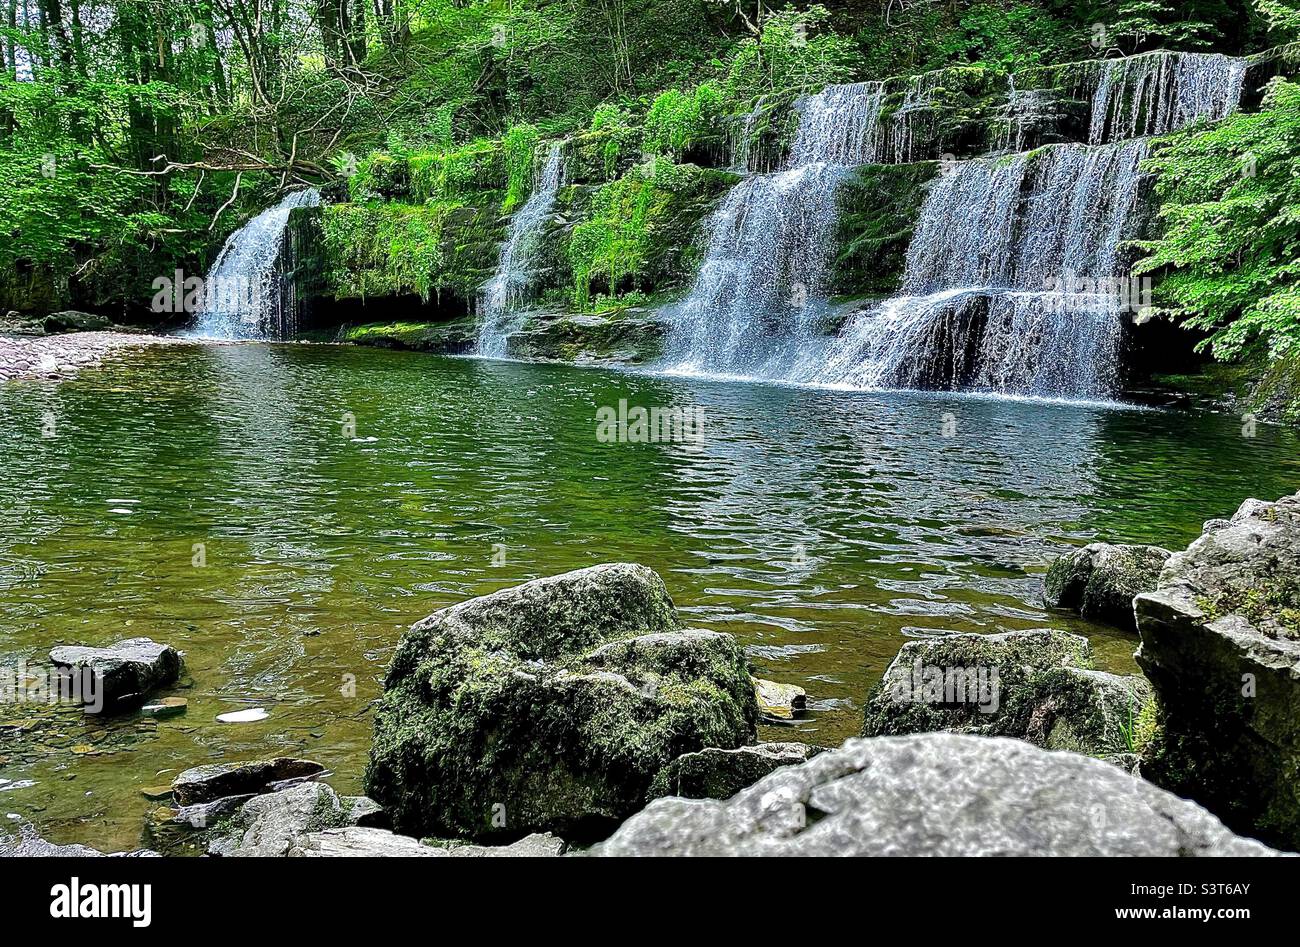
[2,341,1298,850]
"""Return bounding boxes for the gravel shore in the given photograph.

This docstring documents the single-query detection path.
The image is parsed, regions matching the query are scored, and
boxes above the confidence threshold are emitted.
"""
[0,332,183,382]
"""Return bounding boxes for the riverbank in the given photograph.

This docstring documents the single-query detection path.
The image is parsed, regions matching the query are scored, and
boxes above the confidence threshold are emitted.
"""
[0,331,183,382]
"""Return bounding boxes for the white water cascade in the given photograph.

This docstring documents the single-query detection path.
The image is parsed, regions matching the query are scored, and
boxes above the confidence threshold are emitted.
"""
[475,142,565,357]
[812,141,1150,398]
[1088,51,1247,145]
[661,82,885,379]
[662,49,1249,400]
[191,187,321,340]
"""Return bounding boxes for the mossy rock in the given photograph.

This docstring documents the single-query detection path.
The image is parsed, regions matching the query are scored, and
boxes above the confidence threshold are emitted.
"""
[862,630,1149,757]
[832,162,938,297]
[1043,542,1172,632]
[365,563,758,840]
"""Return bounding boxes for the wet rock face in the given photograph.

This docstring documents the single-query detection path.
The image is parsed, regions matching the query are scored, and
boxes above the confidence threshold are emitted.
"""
[172,758,326,806]
[1044,542,1171,631]
[595,733,1278,857]
[48,637,183,712]
[1135,493,1300,849]
[861,630,1149,758]
[365,563,758,840]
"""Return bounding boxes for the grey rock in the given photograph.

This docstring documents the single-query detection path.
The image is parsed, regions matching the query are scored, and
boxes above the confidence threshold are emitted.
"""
[1135,492,1300,849]
[209,782,350,857]
[366,563,758,839]
[290,828,567,858]
[172,757,325,806]
[861,630,1149,756]
[1044,542,1171,630]
[172,794,256,829]
[595,733,1278,857]
[0,828,158,858]
[343,795,388,828]
[48,637,183,712]
[651,742,823,800]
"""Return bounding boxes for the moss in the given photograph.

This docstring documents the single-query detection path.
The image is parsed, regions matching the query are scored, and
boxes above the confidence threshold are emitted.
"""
[1197,577,1300,638]
[502,124,541,214]
[365,567,758,840]
[321,201,501,302]
[566,159,737,309]
[833,161,939,297]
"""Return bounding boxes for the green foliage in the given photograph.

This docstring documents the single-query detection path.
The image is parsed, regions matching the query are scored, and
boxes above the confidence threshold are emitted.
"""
[502,124,541,213]
[1254,0,1300,38]
[722,6,857,105]
[588,105,638,181]
[322,202,459,301]
[567,159,720,310]
[1103,1,1217,53]
[1135,80,1300,360]
[643,84,723,159]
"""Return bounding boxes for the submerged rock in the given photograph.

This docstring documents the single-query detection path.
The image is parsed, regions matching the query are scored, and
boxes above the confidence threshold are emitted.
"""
[1135,493,1300,849]
[651,743,823,800]
[172,757,325,806]
[595,733,1277,857]
[861,630,1149,757]
[1044,542,1171,630]
[365,563,758,839]
[48,637,183,712]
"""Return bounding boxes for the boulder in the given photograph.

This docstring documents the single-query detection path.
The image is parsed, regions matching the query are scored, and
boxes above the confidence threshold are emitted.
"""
[594,733,1277,856]
[172,757,325,806]
[1135,493,1300,849]
[365,563,758,839]
[42,310,110,334]
[48,637,183,712]
[1043,542,1171,630]
[861,630,1149,757]
[208,782,352,857]
[291,828,567,858]
[650,743,823,800]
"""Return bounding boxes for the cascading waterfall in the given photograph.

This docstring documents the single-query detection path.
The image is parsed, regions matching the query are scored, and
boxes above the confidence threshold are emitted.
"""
[813,140,1149,398]
[661,82,884,378]
[1088,51,1247,144]
[475,142,565,357]
[191,187,321,340]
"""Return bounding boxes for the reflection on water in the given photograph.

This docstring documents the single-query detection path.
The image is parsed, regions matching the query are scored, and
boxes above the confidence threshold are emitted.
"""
[2,342,1298,850]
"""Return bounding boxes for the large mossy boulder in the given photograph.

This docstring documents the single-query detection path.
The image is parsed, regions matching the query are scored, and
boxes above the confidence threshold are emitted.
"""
[595,733,1276,857]
[1135,493,1300,849]
[1044,542,1171,630]
[365,563,758,840]
[861,630,1149,757]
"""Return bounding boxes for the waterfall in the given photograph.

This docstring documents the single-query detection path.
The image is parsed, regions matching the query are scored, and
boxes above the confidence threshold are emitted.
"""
[475,142,565,358]
[812,141,1149,399]
[660,83,884,378]
[1088,51,1247,144]
[191,188,321,340]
